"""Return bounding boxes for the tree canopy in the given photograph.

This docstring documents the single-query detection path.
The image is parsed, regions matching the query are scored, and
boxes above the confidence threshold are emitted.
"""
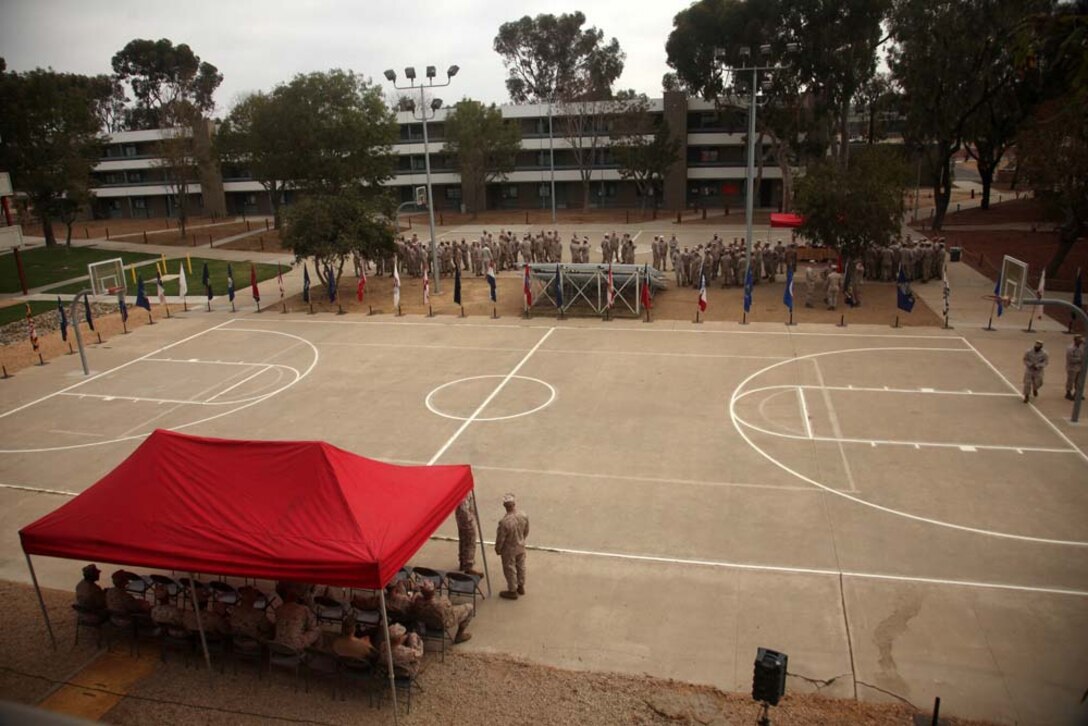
[281,192,395,286]
[111,38,222,128]
[610,99,682,210]
[442,99,521,215]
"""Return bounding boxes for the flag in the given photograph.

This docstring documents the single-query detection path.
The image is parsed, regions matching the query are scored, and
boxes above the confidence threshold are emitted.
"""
[156,270,166,307]
[698,270,708,312]
[640,264,652,310]
[357,265,367,302]
[897,266,916,313]
[277,264,285,300]
[523,264,533,308]
[302,264,311,303]
[393,256,401,309]
[117,289,128,323]
[743,265,753,313]
[178,262,188,300]
[327,265,337,303]
[26,304,39,352]
[250,264,260,303]
[135,277,151,311]
[202,262,212,300]
[783,267,794,311]
[942,266,950,319]
[607,262,615,308]
[554,264,563,309]
[57,297,68,342]
[993,275,1003,317]
[1073,268,1083,311]
[227,264,236,302]
[486,263,496,302]
[453,264,462,306]
[84,295,95,331]
[423,263,430,305]
[1035,268,1046,320]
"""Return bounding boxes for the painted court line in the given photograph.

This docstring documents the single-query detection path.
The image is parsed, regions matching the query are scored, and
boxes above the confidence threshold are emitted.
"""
[747,384,1017,398]
[809,357,859,494]
[205,366,272,401]
[796,387,814,440]
[427,327,556,465]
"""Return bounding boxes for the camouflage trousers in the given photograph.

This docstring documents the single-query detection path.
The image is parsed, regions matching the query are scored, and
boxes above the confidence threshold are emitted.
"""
[456,512,476,571]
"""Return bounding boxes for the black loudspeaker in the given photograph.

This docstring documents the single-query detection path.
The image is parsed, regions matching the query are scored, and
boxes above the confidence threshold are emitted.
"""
[752,647,788,706]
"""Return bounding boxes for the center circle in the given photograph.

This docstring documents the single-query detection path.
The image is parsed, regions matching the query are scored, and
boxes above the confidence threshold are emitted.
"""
[425,375,557,422]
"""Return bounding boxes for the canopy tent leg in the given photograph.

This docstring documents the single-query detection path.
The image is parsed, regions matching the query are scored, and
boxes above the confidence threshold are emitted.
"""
[25,553,56,650]
[470,489,492,597]
[379,589,400,724]
[188,572,212,673]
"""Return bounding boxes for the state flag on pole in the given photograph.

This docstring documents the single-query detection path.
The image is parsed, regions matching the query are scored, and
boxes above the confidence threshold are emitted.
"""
[393,256,401,309]
[57,297,68,342]
[453,264,462,306]
[357,265,366,302]
[555,264,563,309]
[26,304,39,352]
[327,265,337,303]
[135,277,151,311]
[84,295,95,331]
[202,262,212,300]
[993,275,1003,317]
[698,270,708,312]
[302,264,311,303]
[640,265,652,310]
[423,264,430,305]
[607,262,615,308]
[177,262,188,301]
[743,265,753,313]
[486,263,496,302]
[897,267,916,313]
[250,264,260,303]
[118,289,128,322]
[783,267,795,311]
[156,270,166,307]
[942,266,950,319]
[227,264,235,302]
[1035,268,1046,320]
[277,264,285,300]
[523,265,532,309]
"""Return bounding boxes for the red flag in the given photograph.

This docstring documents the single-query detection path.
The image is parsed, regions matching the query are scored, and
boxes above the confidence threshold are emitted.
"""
[523,264,533,308]
[250,264,260,302]
[640,270,652,310]
[607,262,615,308]
[357,266,367,302]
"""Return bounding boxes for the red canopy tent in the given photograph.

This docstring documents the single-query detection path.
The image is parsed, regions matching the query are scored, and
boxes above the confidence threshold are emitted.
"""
[770,213,805,228]
[20,429,484,718]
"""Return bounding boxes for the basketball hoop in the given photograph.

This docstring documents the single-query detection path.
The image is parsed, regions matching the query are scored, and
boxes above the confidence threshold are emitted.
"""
[981,294,1011,307]
[107,286,122,296]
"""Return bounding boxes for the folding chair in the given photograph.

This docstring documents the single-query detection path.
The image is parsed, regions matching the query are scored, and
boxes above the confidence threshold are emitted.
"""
[313,595,346,629]
[266,642,305,691]
[71,604,107,648]
[336,654,377,704]
[208,580,238,606]
[411,567,445,594]
[375,665,421,714]
[230,634,264,678]
[159,624,194,666]
[304,648,339,698]
[445,572,481,612]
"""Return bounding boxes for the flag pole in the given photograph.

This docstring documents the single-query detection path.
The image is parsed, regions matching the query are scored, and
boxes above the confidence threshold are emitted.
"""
[984,299,996,331]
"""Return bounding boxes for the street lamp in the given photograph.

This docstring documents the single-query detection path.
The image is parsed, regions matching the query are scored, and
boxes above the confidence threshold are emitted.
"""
[384,64,459,293]
[717,43,796,275]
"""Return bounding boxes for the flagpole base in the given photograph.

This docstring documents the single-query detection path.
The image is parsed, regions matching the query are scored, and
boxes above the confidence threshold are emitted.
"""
[787,311,795,326]
[893,315,900,329]
[459,306,465,318]
[38,354,46,366]
[1,365,10,378]
[397,305,402,317]
[147,311,154,325]
[338,304,345,316]
[492,306,499,320]
[741,311,748,325]
[369,305,375,316]
[694,311,702,324]
[523,309,531,320]
[836,314,846,328]
[95,333,102,344]
[67,343,75,355]
[206,303,211,312]
[281,302,287,314]
[427,305,434,318]
[983,316,995,331]
[308,303,314,315]
[643,310,652,324]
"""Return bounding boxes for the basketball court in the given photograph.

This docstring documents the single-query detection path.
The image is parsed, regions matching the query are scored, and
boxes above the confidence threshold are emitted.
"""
[1,298,1086,723]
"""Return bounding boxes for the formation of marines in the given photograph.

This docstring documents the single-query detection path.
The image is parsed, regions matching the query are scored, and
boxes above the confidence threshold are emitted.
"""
[861,235,947,283]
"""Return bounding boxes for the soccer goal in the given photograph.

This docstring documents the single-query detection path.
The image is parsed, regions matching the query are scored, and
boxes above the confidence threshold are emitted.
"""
[88,258,126,297]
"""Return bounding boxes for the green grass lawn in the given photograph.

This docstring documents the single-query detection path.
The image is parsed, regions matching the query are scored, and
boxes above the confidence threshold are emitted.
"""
[0,247,158,294]
[0,300,59,326]
[42,258,286,297]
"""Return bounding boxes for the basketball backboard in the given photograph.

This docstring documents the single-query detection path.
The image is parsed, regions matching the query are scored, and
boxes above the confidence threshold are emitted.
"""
[999,255,1029,310]
[88,258,126,296]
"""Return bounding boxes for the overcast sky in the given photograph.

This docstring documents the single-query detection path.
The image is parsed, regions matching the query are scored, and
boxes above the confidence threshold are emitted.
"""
[0,0,695,115]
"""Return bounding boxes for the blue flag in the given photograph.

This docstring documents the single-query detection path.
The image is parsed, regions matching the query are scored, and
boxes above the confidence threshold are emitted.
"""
[84,296,95,331]
[1073,268,1083,310]
[783,267,794,311]
[135,277,151,310]
[117,290,128,322]
[227,264,235,302]
[327,265,337,302]
[743,265,754,313]
[57,297,68,342]
[993,276,1003,317]
[202,262,212,300]
[486,263,496,302]
[897,267,916,313]
[302,264,311,303]
[454,264,463,305]
[555,264,563,309]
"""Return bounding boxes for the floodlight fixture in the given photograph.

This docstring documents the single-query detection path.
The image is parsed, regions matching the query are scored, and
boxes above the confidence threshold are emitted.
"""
[430,98,443,111]
[786,42,800,54]
[384,69,397,82]
[404,99,416,113]
[739,46,751,58]
[760,44,772,56]
[426,65,436,79]
[447,65,460,77]
[404,66,416,80]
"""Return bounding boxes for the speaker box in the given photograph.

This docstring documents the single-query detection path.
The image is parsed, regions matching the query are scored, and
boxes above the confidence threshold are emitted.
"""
[752,647,788,706]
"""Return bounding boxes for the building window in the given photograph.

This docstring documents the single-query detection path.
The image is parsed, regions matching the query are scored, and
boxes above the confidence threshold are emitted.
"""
[244,193,257,206]
[411,156,426,171]
[538,184,551,198]
[133,198,147,210]
[124,145,138,157]
[445,187,461,200]
[109,200,121,211]
[502,186,519,200]
[699,148,720,163]
[127,171,143,183]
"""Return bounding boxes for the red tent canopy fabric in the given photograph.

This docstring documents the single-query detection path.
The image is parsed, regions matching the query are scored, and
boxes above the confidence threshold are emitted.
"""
[19,430,473,589]
[770,213,805,228]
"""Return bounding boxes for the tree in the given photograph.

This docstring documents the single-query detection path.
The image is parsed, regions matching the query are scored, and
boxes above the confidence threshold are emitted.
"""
[795,146,908,264]
[610,98,682,212]
[111,38,222,129]
[889,0,1047,230]
[282,192,395,286]
[155,113,202,236]
[853,72,896,144]
[494,12,626,207]
[0,68,108,247]
[442,99,521,215]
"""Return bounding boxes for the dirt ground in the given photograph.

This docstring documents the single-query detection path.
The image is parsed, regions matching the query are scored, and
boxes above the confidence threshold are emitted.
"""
[21,216,229,241]
[0,580,992,725]
[217,229,285,253]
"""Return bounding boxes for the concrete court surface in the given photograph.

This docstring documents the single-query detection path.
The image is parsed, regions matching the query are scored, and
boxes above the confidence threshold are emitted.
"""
[1,308,1087,725]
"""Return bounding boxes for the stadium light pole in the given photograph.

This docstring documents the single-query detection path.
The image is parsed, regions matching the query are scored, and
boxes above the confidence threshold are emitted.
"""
[717,44,796,276]
[385,64,459,294]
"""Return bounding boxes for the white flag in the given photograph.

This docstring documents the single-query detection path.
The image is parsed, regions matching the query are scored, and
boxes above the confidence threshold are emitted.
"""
[423,264,430,305]
[178,262,188,299]
[1035,269,1046,319]
[393,256,401,309]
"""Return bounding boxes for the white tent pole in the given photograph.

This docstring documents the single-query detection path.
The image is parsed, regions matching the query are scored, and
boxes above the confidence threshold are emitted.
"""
[378,588,399,724]
[469,489,491,597]
[188,572,212,672]
[25,553,56,650]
